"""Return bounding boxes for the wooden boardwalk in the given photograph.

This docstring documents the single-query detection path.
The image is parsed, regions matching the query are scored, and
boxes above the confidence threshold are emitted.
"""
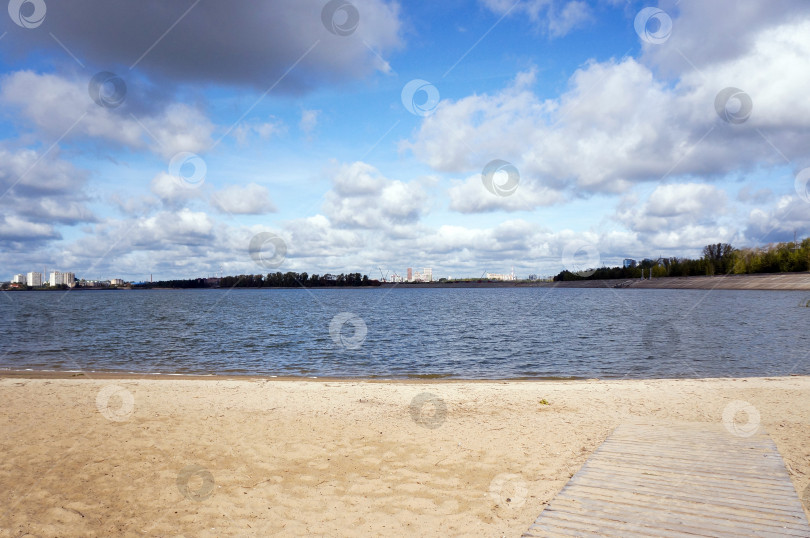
[524,423,810,537]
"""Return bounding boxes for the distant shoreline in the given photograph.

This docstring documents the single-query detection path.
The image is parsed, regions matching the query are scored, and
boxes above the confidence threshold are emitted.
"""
[382,272,810,291]
[6,272,810,292]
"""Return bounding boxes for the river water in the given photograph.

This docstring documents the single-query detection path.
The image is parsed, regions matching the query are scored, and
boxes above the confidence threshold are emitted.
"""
[1,287,807,379]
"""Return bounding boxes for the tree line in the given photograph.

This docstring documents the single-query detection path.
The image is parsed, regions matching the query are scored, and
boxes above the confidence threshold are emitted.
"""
[136,272,379,289]
[554,239,810,281]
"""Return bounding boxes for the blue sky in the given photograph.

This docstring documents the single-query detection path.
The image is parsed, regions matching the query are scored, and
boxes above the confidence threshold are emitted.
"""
[1,0,809,281]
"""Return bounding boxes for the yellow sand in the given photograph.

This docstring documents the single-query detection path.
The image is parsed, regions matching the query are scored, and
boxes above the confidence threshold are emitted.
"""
[1,375,809,536]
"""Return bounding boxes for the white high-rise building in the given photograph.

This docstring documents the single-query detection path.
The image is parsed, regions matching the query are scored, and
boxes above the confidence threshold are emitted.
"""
[26,272,43,287]
[49,271,75,287]
[411,268,433,282]
[12,274,25,284]
[486,272,516,281]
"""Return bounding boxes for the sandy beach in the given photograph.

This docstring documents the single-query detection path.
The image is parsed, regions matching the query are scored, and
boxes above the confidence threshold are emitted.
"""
[1,374,809,537]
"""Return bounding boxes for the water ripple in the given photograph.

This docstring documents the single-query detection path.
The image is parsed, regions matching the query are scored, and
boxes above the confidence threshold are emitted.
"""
[0,288,808,379]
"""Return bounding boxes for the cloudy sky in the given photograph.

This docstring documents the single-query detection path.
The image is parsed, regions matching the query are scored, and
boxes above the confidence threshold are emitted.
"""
[1,0,809,281]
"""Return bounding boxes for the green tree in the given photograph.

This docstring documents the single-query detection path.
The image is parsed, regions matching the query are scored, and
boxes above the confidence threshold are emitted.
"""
[702,243,735,275]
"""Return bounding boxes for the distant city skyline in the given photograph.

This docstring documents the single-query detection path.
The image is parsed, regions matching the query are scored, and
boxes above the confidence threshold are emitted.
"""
[7,269,125,288]
[0,252,743,285]
[7,265,536,284]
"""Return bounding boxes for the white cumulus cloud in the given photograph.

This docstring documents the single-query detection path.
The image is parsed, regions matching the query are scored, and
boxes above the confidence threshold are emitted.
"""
[212,184,277,215]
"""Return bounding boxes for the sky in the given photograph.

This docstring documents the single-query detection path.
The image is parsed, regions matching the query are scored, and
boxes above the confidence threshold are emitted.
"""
[1,0,810,281]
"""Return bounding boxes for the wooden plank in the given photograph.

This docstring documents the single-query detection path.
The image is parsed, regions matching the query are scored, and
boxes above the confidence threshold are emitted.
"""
[527,512,696,538]
[541,505,798,538]
[561,475,808,518]
[523,423,810,537]
[558,483,808,524]
[577,466,803,501]
[596,444,786,467]
[581,461,796,490]
[593,449,792,476]
[548,492,810,536]
[578,464,797,494]
[577,458,795,487]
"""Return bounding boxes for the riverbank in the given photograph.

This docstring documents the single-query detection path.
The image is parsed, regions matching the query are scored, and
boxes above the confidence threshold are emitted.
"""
[384,272,810,290]
[1,375,808,536]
